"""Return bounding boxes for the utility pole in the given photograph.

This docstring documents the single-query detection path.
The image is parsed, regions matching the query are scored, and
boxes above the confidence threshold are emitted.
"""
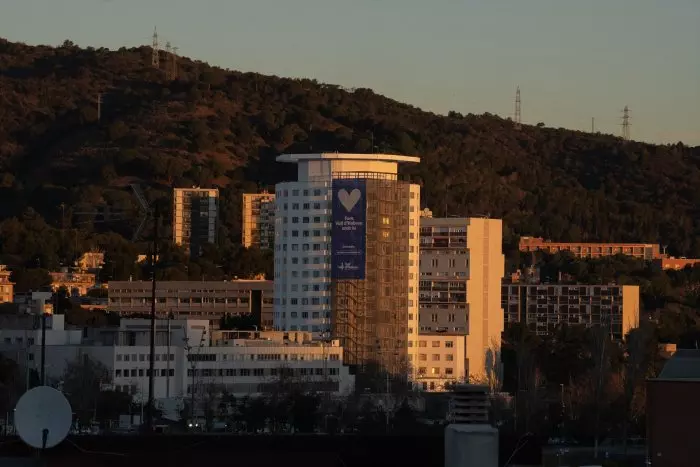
[97,93,103,122]
[166,314,171,398]
[591,117,595,133]
[164,42,172,80]
[40,311,47,385]
[151,27,159,69]
[514,86,522,130]
[146,203,160,432]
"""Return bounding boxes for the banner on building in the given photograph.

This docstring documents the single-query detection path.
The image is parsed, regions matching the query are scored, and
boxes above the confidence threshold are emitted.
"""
[331,179,367,279]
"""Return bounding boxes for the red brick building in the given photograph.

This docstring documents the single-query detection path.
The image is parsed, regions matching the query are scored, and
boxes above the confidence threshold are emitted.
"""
[518,236,662,260]
[647,349,700,467]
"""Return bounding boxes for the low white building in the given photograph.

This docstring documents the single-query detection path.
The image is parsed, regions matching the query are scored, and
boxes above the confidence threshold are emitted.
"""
[1,318,354,412]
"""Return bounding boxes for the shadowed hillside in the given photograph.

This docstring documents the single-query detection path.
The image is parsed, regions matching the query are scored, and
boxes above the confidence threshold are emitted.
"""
[0,38,699,281]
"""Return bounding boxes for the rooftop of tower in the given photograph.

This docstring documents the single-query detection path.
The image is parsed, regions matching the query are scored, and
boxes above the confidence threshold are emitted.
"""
[276,153,420,164]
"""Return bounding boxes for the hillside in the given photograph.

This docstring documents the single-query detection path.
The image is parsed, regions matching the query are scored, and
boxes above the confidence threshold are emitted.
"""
[1,38,700,282]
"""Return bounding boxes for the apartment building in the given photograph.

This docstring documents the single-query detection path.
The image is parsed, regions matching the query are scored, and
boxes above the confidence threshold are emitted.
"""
[274,153,420,378]
[419,217,505,384]
[76,251,105,272]
[108,280,274,328]
[519,236,661,260]
[173,187,219,257]
[412,334,467,391]
[0,265,13,303]
[50,268,96,296]
[242,192,276,250]
[502,284,640,339]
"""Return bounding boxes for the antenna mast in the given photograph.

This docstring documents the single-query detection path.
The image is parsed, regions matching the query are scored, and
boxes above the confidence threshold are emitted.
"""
[621,105,630,141]
[514,86,522,130]
[151,27,160,69]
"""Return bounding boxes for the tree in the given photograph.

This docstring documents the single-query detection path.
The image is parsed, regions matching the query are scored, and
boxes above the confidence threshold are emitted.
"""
[288,392,319,433]
[238,396,268,433]
[621,325,653,454]
[391,398,418,434]
[61,354,110,426]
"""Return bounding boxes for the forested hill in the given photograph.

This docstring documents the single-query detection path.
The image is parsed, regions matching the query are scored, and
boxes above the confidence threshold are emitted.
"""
[1,37,700,272]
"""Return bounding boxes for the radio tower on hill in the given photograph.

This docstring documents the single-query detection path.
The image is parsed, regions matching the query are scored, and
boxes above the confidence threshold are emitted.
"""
[621,105,631,141]
[151,27,160,69]
[514,86,522,130]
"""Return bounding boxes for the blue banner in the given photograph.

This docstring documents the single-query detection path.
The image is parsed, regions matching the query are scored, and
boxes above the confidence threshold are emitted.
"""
[331,179,367,279]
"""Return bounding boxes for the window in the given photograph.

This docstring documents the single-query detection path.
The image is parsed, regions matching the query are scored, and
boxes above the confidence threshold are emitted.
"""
[445,368,454,375]
[445,341,454,348]
[418,354,427,361]
[446,354,454,361]
[418,341,427,348]
[432,354,440,361]
[432,341,440,348]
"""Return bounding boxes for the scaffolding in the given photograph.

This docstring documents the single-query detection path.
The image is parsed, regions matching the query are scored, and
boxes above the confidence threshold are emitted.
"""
[332,177,410,380]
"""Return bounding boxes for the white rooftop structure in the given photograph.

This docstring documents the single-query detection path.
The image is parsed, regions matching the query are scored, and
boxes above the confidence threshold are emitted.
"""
[277,153,420,182]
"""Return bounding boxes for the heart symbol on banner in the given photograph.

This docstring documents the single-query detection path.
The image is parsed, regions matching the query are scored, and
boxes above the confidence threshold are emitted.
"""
[338,188,361,212]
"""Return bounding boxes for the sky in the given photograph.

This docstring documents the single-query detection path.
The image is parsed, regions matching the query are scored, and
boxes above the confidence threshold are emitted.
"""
[1,0,699,146]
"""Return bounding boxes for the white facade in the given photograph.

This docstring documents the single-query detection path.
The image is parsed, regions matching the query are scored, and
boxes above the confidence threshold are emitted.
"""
[273,153,421,348]
[14,291,54,315]
[2,319,354,410]
[273,179,333,335]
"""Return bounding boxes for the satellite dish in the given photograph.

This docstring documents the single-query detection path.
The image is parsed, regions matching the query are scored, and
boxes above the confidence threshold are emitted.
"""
[14,386,72,449]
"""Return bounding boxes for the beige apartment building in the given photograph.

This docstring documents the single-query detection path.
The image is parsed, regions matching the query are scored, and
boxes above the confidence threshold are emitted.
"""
[108,280,273,328]
[50,269,96,296]
[173,187,219,257]
[501,284,640,339]
[242,192,276,250]
[412,334,467,391]
[519,236,661,260]
[0,265,13,303]
[419,217,505,385]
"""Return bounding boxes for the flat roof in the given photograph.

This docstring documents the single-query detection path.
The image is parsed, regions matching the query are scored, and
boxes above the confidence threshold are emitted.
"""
[276,153,420,164]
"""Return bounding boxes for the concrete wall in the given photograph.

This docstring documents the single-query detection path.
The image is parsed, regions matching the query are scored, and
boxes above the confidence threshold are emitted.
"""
[647,379,700,467]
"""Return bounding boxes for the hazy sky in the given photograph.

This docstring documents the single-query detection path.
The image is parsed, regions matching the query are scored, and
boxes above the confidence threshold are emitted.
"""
[2,0,699,145]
